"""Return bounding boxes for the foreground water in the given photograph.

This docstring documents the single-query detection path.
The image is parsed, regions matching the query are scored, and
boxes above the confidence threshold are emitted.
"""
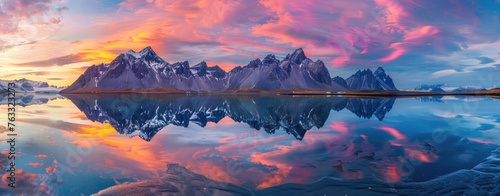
[0,94,499,195]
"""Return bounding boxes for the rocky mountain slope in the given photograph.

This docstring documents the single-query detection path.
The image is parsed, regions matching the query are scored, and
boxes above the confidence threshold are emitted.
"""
[61,47,398,93]
[343,67,398,91]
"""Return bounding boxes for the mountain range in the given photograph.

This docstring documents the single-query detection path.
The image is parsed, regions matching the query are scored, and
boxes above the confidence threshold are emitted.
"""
[0,93,62,106]
[60,47,398,93]
[413,84,487,93]
[0,78,64,93]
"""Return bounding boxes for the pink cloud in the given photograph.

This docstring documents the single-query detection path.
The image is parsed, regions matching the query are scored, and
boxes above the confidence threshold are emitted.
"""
[379,25,439,62]
[218,136,237,143]
[377,126,407,140]
[2,0,53,19]
[379,43,408,62]
[404,26,440,41]
[329,121,349,133]
[217,37,287,53]
[219,46,238,53]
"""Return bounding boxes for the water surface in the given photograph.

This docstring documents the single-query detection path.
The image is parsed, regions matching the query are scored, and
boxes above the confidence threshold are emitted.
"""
[1,94,499,195]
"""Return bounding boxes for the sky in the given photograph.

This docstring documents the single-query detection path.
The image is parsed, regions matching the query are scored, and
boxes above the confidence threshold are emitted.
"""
[1,0,500,89]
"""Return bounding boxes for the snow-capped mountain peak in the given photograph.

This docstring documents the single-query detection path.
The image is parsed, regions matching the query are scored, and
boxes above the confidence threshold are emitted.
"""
[413,84,486,93]
[285,48,307,64]
[126,49,138,57]
[344,67,398,91]
[191,61,208,76]
[125,46,165,65]
[62,47,398,93]
[0,78,64,93]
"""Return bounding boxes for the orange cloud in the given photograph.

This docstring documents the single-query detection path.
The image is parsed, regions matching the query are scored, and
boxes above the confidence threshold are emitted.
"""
[34,154,48,158]
[45,166,55,174]
[27,163,44,167]
[13,53,90,67]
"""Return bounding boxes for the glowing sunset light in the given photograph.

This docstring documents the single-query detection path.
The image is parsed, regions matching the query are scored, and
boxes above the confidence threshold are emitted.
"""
[0,0,498,89]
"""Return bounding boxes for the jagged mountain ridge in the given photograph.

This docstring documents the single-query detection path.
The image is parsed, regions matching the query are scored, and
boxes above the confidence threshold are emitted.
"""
[414,84,447,93]
[0,78,64,93]
[344,67,398,91]
[61,47,398,93]
[62,47,228,92]
[63,95,395,141]
[413,84,487,93]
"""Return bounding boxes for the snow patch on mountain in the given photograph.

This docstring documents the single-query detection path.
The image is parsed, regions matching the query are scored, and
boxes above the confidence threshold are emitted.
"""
[413,84,486,93]
[0,78,64,93]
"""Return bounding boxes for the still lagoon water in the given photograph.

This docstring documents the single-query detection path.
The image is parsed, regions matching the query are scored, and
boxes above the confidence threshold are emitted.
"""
[1,94,499,195]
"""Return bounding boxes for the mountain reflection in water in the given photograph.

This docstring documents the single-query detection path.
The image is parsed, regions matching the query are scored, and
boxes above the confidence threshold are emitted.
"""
[63,94,395,141]
[2,94,499,195]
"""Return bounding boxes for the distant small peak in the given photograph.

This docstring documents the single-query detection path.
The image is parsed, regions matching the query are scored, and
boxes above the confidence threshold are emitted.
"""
[353,69,373,76]
[264,54,275,59]
[290,48,307,64]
